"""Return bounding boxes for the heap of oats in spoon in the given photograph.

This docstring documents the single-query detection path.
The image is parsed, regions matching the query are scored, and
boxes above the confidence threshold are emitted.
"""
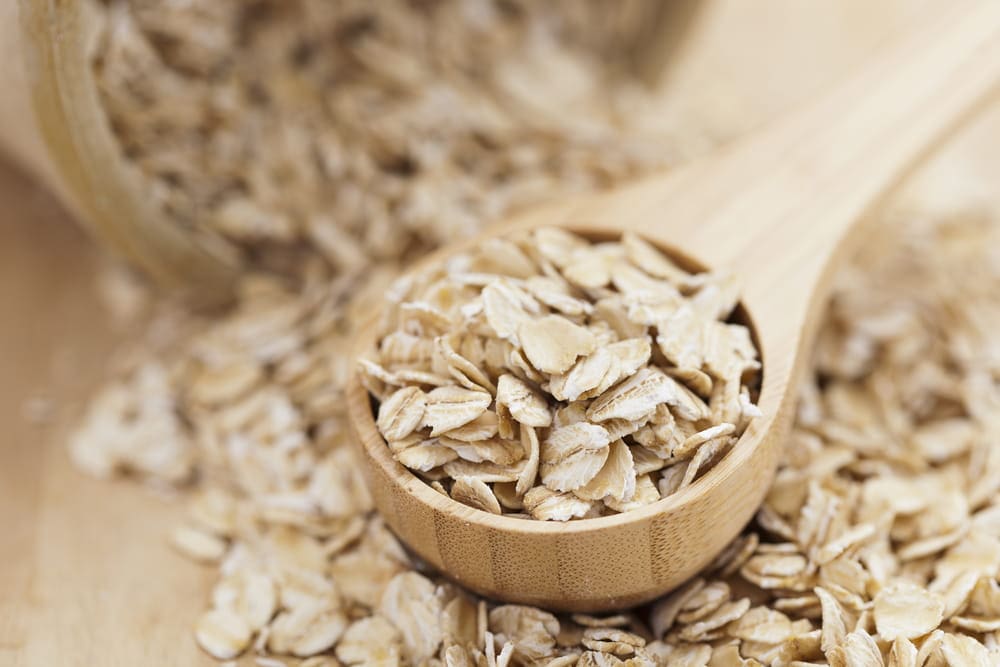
[360,228,761,520]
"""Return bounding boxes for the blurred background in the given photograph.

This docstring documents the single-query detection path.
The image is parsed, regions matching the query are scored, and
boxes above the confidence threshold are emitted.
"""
[3,1,999,663]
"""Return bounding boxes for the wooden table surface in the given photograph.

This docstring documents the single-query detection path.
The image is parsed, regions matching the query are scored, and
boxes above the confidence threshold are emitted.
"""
[0,158,216,665]
[1,2,997,665]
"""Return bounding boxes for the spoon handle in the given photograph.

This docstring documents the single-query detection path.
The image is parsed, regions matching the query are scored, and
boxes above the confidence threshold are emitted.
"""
[686,0,1000,303]
[514,0,1000,323]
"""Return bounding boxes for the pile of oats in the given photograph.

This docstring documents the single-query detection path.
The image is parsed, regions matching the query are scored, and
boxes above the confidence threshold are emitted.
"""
[73,211,1000,665]
[75,0,1000,662]
[360,228,761,520]
[94,0,676,271]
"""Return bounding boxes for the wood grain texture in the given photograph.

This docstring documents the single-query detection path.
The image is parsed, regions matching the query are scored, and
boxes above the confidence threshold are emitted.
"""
[0,158,218,667]
[348,2,1000,611]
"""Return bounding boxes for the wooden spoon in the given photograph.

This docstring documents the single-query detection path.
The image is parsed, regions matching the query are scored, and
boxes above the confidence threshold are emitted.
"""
[347,3,1000,612]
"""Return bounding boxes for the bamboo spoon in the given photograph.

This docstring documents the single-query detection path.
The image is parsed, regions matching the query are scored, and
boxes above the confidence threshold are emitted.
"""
[347,3,1000,612]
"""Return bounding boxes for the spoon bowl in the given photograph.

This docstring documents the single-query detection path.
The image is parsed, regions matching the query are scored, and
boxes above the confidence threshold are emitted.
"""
[348,2,1000,611]
[347,227,776,613]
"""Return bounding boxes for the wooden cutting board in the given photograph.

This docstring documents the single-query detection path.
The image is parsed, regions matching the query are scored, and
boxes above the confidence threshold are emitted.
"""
[1,2,997,664]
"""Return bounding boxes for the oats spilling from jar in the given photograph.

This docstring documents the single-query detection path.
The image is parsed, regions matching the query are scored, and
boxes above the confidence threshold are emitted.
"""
[360,228,762,519]
[93,0,679,272]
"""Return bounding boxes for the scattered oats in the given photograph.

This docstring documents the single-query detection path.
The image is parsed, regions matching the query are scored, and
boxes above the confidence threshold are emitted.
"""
[571,613,632,628]
[380,573,443,663]
[828,629,882,667]
[335,616,402,666]
[888,637,919,667]
[74,5,1000,661]
[171,524,228,564]
[815,587,850,654]
[873,581,944,640]
[267,597,347,657]
[212,571,277,631]
[195,608,252,660]
[709,533,759,576]
[490,606,559,663]
[441,595,481,649]
[69,363,193,483]
[726,606,795,644]
[254,657,287,667]
[651,579,705,638]
[677,598,751,642]
[815,523,876,565]
[581,628,645,656]
[656,642,713,666]
[576,651,624,666]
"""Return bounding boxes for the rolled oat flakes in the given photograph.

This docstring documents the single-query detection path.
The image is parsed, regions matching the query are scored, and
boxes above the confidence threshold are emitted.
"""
[71,212,1000,665]
[361,228,761,520]
[94,0,678,273]
[68,0,1000,664]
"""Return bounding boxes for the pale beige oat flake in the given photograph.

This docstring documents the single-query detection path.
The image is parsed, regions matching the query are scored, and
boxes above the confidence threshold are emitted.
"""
[451,476,503,515]
[195,608,253,660]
